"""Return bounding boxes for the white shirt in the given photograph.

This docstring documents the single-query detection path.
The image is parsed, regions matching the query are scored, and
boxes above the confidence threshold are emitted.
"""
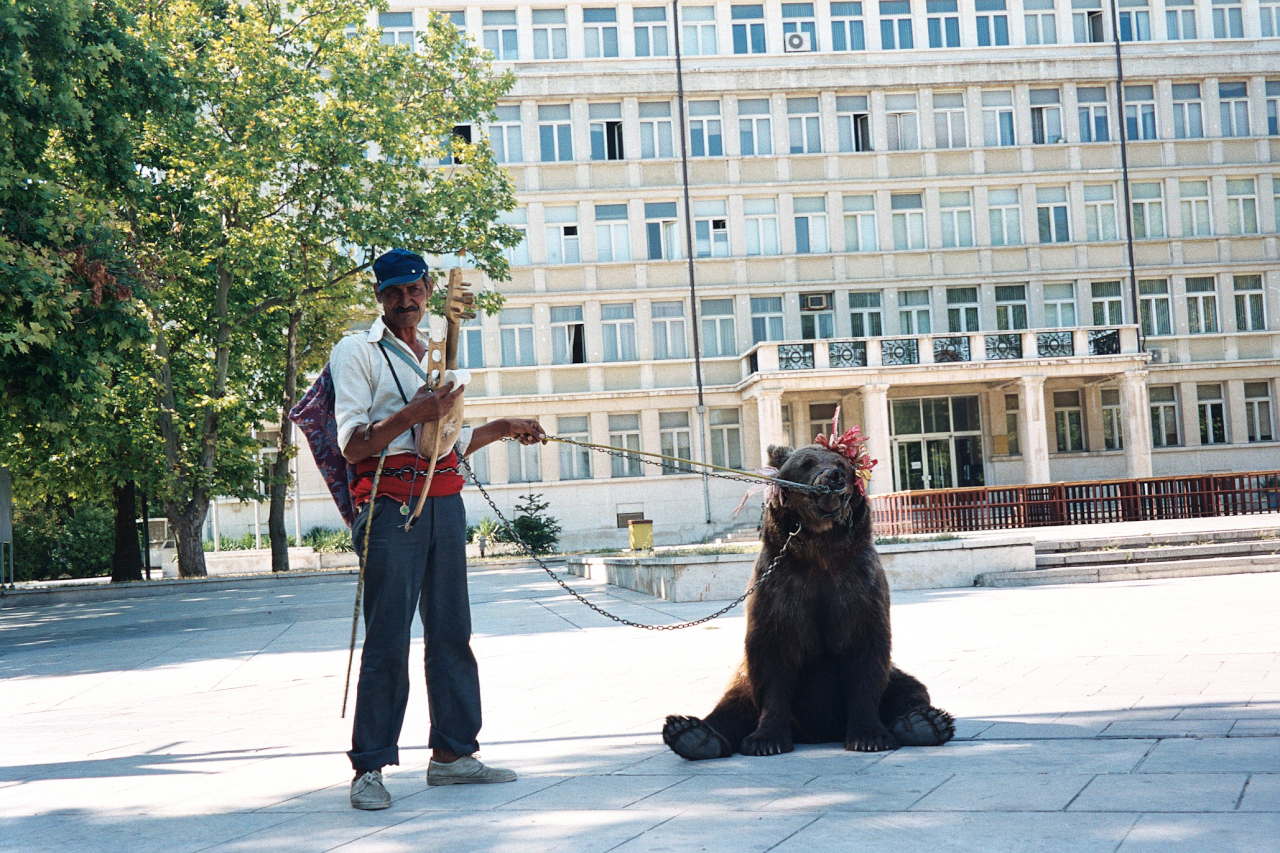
[331,316,471,459]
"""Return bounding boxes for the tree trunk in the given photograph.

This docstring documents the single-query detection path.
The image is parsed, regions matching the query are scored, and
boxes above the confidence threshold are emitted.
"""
[268,309,302,573]
[111,480,144,583]
[169,502,209,578]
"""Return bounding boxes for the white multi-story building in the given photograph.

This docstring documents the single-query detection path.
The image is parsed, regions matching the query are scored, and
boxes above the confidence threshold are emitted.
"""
[226,0,1280,550]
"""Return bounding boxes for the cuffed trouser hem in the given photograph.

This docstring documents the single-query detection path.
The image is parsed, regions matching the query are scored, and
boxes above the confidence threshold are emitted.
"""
[428,731,481,756]
[348,746,399,773]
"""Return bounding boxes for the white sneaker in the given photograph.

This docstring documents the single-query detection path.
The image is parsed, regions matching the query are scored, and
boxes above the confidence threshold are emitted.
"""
[427,755,517,786]
[350,770,391,809]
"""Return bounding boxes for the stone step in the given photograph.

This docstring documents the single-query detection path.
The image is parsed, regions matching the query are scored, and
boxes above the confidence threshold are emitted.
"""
[977,553,1280,587]
[1035,538,1280,568]
[1035,525,1280,555]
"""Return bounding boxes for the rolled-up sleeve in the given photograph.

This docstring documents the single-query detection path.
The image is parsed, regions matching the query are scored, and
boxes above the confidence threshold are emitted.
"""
[331,336,374,454]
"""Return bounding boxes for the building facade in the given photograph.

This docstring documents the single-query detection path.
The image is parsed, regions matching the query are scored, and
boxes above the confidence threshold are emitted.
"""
[225,0,1280,550]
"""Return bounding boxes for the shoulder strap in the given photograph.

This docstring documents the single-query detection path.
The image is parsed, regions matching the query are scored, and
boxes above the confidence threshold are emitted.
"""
[378,338,431,383]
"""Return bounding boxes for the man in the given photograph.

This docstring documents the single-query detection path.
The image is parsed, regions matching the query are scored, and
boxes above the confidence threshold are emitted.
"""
[331,248,545,810]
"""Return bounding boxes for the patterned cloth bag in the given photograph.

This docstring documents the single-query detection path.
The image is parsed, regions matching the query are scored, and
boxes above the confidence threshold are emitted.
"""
[289,365,357,528]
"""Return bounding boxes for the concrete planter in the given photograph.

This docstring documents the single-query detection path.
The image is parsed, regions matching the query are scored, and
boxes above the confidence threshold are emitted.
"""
[565,534,1036,602]
[161,547,356,578]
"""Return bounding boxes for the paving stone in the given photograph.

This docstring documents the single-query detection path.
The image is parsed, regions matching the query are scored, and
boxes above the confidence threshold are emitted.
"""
[1138,736,1280,774]
[1116,813,1280,853]
[1236,773,1280,812]
[1068,773,1248,812]
[910,772,1093,811]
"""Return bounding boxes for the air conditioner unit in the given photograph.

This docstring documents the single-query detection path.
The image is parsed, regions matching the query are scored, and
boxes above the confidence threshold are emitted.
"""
[783,31,811,52]
[1146,347,1170,364]
[802,293,831,311]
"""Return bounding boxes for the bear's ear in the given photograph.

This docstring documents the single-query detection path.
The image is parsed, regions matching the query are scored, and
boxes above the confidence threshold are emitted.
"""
[767,445,793,469]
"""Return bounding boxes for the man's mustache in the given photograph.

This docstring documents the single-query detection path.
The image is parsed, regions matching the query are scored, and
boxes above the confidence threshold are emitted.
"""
[394,305,421,314]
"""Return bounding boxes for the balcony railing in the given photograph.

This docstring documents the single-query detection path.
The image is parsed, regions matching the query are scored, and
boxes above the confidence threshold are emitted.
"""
[747,325,1139,373]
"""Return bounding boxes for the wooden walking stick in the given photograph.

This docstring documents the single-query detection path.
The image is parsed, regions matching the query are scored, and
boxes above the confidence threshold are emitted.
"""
[342,451,386,718]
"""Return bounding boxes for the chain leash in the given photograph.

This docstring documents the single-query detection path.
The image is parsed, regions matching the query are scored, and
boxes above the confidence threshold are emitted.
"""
[459,454,801,631]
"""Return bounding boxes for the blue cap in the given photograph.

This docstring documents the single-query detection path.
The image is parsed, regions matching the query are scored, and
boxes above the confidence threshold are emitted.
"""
[372,248,428,291]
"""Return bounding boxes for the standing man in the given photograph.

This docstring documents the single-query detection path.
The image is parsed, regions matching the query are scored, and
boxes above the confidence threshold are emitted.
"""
[331,248,545,810]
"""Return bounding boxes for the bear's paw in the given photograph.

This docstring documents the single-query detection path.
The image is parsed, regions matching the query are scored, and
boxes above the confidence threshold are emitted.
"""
[889,705,956,747]
[663,715,733,761]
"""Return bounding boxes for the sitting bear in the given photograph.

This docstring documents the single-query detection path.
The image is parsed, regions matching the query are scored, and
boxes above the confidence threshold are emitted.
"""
[663,441,954,759]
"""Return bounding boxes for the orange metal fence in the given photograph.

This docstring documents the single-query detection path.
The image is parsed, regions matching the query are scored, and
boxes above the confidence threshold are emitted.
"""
[870,471,1280,535]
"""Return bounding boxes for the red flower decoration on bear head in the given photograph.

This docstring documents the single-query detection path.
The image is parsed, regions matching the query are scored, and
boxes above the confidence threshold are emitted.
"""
[812,408,877,496]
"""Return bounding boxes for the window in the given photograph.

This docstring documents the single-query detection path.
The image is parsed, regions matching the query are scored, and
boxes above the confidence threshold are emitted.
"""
[1197,384,1227,444]
[939,190,974,248]
[995,284,1028,330]
[836,95,872,152]
[500,307,535,366]
[1091,280,1124,325]
[1138,278,1172,336]
[750,296,784,343]
[1101,388,1122,450]
[1245,382,1275,442]
[457,315,484,369]
[440,124,473,166]
[652,301,688,359]
[843,194,878,251]
[850,291,884,336]
[738,98,773,156]
[601,303,637,361]
[988,188,1022,245]
[550,305,586,365]
[1131,182,1165,239]
[538,105,573,162]
[1037,186,1070,243]
[1024,0,1058,43]
[927,0,960,47]
[645,202,680,260]
[880,0,914,48]
[831,1,867,50]
[934,92,968,148]
[1219,82,1250,137]
[801,295,835,340]
[639,102,674,159]
[694,200,730,257]
[482,9,518,58]
[1031,88,1063,143]
[688,100,723,157]
[544,205,580,264]
[744,197,780,255]
[557,416,592,479]
[1226,178,1258,235]
[490,105,523,164]
[659,412,693,474]
[732,4,766,53]
[465,419,491,483]
[1003,393,1020,455]
[1212,0,1243,38]
[379,11,416,48]
[1166,0,1197,38]
[783,3,818,49]
[1234,275,1266,331]
[508,440,541,483]
[947,286,980,332]
[1263,1,1280,35]
[1044,282,1077,327]
[1124,85,1157,140]
[976,0,1010,45]
[1268,81,1280,134]
[899,289,932,333]
[634,6,670,55]
[608,414,642,477]
[1150,386,1180,447]
[710,409,744,469]
[681,5,718,54]
[533,8,568,59]
[885,93,920,150]
[1077,86,1110,142]
[1053,390,1085,452]
[1073,0,1105,42]
[1117,0,1151,40]
[1185,276,1219,334]
[793,196,829,253]
[500,208,530,266]
[891,193,926,249]
[1084,184,1117,242]
[595,203,631,262]
[1172,83,1204,138]
[589,103,624,161]
[788,97,823,154]
[584,8,619,57]
[1180,179,1212,237]
[978,90,1013,147]
[703,298,738,354]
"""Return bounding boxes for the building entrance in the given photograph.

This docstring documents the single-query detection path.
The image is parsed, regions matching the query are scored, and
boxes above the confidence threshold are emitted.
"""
[889,396,985,491]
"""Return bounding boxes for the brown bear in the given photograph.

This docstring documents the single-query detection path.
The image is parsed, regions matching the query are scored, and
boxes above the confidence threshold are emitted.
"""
[663,442,954,759]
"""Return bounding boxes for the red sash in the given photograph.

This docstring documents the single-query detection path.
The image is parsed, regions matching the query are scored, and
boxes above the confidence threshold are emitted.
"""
[349,451,465,508]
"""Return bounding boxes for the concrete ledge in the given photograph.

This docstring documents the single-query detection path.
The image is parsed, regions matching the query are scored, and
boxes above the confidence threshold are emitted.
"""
[979,553,1280,587]
[0,569,359,608]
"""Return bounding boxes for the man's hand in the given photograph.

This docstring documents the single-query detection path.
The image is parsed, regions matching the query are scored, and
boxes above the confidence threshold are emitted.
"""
[405,381,464,425]
[506,418,546,446]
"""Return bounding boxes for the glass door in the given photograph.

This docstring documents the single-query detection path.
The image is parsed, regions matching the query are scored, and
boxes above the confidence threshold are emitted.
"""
[926,438,953,489]
[895,441,926,490]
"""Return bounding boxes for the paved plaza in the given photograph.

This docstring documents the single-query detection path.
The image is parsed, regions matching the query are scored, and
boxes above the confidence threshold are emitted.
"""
[2,560,1279,853]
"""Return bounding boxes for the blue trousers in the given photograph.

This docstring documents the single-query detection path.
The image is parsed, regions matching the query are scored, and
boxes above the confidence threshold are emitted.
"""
[347,494,482,772]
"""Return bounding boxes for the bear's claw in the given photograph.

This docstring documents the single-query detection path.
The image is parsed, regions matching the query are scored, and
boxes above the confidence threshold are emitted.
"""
[889,705,956,747]
[663,715,733,761]
[739,731,794,756]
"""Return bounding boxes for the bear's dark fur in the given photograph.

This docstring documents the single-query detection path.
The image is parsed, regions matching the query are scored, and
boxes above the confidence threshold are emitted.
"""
[663,443,955,759]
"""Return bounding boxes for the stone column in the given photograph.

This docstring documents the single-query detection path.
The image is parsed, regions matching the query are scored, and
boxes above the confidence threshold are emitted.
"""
[859,383,892,495]
[1019,374,1051,483]
[1119,371,1153,478]
[756,392,785,464]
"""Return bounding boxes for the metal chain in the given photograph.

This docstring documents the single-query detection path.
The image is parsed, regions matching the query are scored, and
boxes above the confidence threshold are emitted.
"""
[459,454,801,631]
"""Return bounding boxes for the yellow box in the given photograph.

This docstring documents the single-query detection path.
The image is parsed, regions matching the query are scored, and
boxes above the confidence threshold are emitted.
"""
[628,519,654,551]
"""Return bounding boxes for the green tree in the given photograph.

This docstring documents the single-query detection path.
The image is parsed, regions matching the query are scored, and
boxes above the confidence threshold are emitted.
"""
[496,493,562,556]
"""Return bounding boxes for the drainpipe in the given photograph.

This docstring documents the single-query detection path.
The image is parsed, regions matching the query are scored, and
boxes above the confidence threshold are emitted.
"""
[1108,0,1144,352]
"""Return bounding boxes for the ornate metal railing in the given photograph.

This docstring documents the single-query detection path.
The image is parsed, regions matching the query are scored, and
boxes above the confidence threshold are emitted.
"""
[1089,329,1121,355]
[933,336,970,363]
[1037,330,1075,357]
[828,340,868,367]
[984,333,1023,360]
[778,343,814,370]
[881,338,919,365]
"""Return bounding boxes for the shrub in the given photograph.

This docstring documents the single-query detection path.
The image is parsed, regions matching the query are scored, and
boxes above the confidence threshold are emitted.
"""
[494,493,561,555]
[302,526,353,553]
[13,501,114,581]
